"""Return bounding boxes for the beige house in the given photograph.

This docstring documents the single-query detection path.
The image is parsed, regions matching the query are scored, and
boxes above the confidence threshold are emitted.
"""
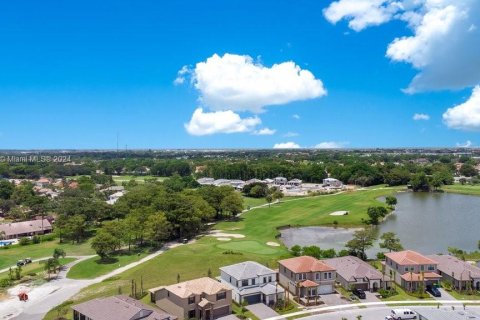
[428,254,480,291]
[324,256,391,292]
[278,256,336,297]
[0,219,52,240]
[149,277,232,320]
[384,250,441,291]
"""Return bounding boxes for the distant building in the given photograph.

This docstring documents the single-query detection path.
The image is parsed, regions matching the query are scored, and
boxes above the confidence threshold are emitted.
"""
[149,277,232,320]
[0,219,52,240]
[72,295,176,320]
[274,177,287,185]
[245,179,263,185]
[197,178,215,185]
[287,179,302,187]
[322,178,343,189]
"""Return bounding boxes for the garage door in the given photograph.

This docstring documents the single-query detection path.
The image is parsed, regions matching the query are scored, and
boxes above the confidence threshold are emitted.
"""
[244,294,262,304]
[213,306,230,319]
[353,283,369,291]
[318,284,333,294]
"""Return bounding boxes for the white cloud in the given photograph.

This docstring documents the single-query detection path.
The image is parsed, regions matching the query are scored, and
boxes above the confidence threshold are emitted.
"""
[292,114,301,119]
[253,128,276,135]
[188,53,327,113]
[283,132,299,137]
[443,86,480,131]
[174,65,190,85]
[413,113,430,120]
[456,140,474,147]
[323,0,403,31]
[184,108,261,136]
[324,0,480,92]
[273,142,301,149]
[314,141,348,149]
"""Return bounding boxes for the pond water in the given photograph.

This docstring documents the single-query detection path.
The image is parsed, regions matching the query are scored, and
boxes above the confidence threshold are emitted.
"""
[280,191,480,256]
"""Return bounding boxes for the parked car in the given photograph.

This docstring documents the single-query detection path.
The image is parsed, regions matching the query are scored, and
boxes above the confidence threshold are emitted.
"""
[24,258,32,264]
[352,288,366,299]
[16,260,26,266]
[426,285,441,297]
[385,316,395,320]
[391,308,417,319]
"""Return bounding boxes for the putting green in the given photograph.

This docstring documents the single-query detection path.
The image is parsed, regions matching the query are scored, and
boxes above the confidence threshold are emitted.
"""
[217,240,280,255]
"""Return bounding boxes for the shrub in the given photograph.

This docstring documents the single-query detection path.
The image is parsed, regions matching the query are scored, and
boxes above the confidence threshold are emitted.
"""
[19,237,31,246]
[32,235,41,244]
[0,278,12,288]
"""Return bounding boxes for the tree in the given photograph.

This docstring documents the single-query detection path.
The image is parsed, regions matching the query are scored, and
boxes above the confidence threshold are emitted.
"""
[220,192,244,218]
[265,194,273,207]
[410,173,430,192]
[0,180,15,200]
[385,196,397,208]
[53,248,66,260]
[43,258,59,280]
[145,212,171,247]
[302,246,322,259]
[367,207,388,225]
[91,231,120,260]
[431,174,444,191]
[345,228,376,260]
[291,245,302,257]
[379,232,403,252]
[460,164,478,177]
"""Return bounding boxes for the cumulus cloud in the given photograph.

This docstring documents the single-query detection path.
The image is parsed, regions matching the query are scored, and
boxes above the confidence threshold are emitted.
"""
[184,108,261,136]
[314,141,348,149]
[456,140,474,147]
[292,114,301,119]
[273,142,301,149]
[188,53,326,113]
[324,0,480,92]
[174,65,190,85]
[443,86,480,131]
[413,113,430,120]
[253,128,276,135]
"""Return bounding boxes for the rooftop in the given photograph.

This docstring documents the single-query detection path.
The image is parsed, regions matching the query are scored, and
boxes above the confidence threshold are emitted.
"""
[324,256,388,281]
[0,219,52,237]
[428,254,480,280]
[400,272,441,282]
[149,277,231,298]
[220,261,276,280]
[385,250,438,266]
[279,256,335,273]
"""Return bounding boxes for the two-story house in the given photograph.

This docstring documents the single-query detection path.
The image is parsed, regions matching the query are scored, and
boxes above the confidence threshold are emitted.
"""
[428,254,480,291]
[219,261,285,306]
[149,277,232,320]
[278,256,336,297]
[384,250,441,291]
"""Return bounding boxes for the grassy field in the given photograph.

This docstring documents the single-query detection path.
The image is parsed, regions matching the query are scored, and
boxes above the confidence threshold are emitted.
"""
[44,187,402,320]
[0,257,75,279]
[443,184,480,196]
[67,249,150,279]
[112,175,168,185]
[242,196,268,208]
[0,239,94,271]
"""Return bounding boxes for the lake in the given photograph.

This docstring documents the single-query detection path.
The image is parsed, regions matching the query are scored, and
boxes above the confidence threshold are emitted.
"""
[280,191,480,256]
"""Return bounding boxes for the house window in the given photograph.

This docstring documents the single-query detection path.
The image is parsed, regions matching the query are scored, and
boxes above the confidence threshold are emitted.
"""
[188,310,196,319]
[242,280,249,287]
[420,265,424,271]
[188,296,195,304]
[315,273,320,280]
[299,273,306,280]
[404,267,409,272]
[217,291,227,300]
[269,276,272,282]
[263,277,267,284]
[252,279,256,285]
[428,265,435,271]
[324,273,327,280]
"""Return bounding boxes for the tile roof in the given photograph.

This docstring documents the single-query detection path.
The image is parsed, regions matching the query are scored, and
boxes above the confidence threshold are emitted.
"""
[72,295,175,320]
[299,280,319,288]
[385,250,438,266]
[400,272,441,281]
[324,256,388,281]
[0,219,52,237]
[428,255,480,280]
[150,277,231,299]
[220,261,276,280]
[279,256,335,273]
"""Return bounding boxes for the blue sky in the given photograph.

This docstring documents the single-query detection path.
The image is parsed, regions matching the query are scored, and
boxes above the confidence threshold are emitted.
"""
[0,0,479,149]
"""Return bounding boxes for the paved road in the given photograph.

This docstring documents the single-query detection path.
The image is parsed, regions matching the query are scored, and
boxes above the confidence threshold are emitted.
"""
[0,241,189,320]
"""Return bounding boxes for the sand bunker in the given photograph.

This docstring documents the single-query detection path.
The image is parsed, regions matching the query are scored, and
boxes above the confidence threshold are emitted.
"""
[209,230,245,239]
[266,242,280,247]
[217,237,231,241]
[329,211,349,216]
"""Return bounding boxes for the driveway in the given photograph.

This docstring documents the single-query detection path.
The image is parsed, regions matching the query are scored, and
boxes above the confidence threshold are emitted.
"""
[431,288,458,302]
[246,303,280,319]
[320,293,351,307]
[364,291,382,303]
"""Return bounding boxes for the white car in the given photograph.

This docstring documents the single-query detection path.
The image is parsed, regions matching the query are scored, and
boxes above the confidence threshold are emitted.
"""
[391,308,417,319]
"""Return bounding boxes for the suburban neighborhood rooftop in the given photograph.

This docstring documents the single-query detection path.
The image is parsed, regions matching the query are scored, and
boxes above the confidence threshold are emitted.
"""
[385,250,438,266]
[279,256,336,273]
[148,277,230,298]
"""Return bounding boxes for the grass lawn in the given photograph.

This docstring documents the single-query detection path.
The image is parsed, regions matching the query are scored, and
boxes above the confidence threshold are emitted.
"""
[112,175,168,185]
[67,249,150,279]
[443,184,480,196]
[242,196,268,209]
[0,257,76,279]
[44,187,401,320]
[382,286,433,302]
[446,289,480,301]
[0,239,94,271]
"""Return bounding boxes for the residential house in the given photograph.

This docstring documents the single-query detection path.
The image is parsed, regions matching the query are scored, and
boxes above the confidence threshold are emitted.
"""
[72,295,176,320]
[322,178,343,189]
[274,177,287,185]
[197,178,215,185]
[384,250,441,291]
[149,277,232,320]
[213,179,232,187]
[278,256,336,297]
[0,219,52,240]
[106,191,126,205]
[219,261,285,305]
[245,179,263,185]
[263,178,274,184]
[428,254,480,291]
[324,256,391,292]
[287,179,302,187]
[35,177,51,188]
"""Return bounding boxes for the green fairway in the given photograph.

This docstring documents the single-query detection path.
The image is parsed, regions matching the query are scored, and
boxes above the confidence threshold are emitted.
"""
[217,240,280,255]
[242,196,268,208]
[0,239,94,271]
[44,187,403,320]
[112,175,168,185]
[67,250,149,279]
[443,184,480,196]
[0,257,75,279]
